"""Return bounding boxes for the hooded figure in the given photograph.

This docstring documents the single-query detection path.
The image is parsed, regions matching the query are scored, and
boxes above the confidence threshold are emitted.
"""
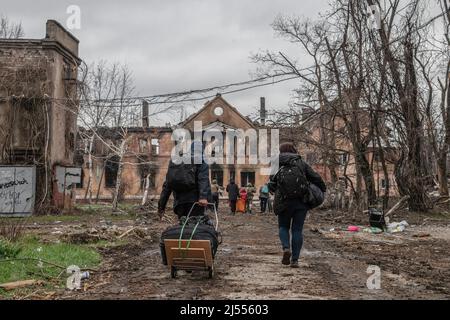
[158,140,212,219]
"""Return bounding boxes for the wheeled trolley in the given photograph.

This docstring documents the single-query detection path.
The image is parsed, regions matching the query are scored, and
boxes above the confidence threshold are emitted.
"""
[163,202,219,279]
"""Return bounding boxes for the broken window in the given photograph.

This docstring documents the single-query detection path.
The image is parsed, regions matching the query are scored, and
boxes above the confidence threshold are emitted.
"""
[104,156,120,188]
[339,153,348,165]
[139,138,148,153]
[240,171,255,187]
[229,170,236,182]
[75,169,84,189]
[211,170,224,186]
[151,138,160,156]
[139,164,156,190]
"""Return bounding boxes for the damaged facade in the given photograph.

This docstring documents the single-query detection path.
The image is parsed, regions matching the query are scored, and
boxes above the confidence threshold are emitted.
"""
[75,94,399,204]
[75,95,273,201]
[0,20,81,214]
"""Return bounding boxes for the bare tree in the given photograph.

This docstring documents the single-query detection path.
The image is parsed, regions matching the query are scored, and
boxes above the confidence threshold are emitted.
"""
[78,61,138,209]
[254,0,446,212]
[0,16,24,39]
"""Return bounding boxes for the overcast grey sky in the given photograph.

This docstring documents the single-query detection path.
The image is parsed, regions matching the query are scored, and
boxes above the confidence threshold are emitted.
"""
[3,0,330,119]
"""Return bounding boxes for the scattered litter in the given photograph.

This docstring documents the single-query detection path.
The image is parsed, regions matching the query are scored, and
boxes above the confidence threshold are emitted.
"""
[413,233,431,238]
[363,227,383,234]
[387,220,409,233]
[347,226,360,232]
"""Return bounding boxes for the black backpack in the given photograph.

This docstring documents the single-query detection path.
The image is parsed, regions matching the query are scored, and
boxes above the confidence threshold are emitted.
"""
[276,159,309,200]
[167,162,197,192]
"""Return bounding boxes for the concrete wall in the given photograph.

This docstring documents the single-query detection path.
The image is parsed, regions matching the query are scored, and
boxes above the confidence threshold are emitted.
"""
[0,20,81,212]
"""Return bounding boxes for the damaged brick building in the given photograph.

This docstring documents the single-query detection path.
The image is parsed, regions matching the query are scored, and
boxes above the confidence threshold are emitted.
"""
[75,95,274,202]
[0,20,81,214]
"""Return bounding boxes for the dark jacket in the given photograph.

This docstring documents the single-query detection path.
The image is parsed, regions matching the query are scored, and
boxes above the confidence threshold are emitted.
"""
[268,152,326,214]
[226,182,240,201]
[158,161,211,211]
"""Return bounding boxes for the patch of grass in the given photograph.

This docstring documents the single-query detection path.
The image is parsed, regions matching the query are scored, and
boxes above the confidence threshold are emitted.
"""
[0,239,21,259]
[0,236,101,292]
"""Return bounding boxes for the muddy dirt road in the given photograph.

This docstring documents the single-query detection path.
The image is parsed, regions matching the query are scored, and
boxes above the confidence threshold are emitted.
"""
[58,209,450,300]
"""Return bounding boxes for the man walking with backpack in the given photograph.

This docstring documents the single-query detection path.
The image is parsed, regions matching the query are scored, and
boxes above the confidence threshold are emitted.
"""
[158,141,211,220]
[269,142,326,268]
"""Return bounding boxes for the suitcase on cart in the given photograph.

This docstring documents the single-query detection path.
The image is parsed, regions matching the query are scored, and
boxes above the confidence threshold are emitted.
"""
[160,202,220,279]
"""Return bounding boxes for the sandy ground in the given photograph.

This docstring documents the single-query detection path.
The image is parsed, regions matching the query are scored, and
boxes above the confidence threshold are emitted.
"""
[43,206,450,300]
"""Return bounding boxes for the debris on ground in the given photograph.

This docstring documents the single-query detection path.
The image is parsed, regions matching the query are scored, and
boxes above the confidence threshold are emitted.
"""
[387,220,409,233]
[347,226,360,232]
[0,280,44,291]
[412,233,431,238]
[362,227,384,234]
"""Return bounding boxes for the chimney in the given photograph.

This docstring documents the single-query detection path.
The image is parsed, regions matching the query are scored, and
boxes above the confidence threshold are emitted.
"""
[260,97,266,125]
[142,100,149,127]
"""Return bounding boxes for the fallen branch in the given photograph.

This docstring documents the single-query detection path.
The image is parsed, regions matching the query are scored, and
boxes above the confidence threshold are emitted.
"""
[118,227,136,239]
[385,196,410,217]
[0,280,44,291]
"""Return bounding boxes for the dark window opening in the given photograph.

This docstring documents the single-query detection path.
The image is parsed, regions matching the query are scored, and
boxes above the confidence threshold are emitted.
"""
[139,163,156,191]
[151,139,160,156]
[338,176,348,189]
[339,153,348,165]
[139,138,148,153]
[229,171,236,182]
[211,170,224,187]
[75,169,84,188]
[105,156,120,188]
[240,171,255,187]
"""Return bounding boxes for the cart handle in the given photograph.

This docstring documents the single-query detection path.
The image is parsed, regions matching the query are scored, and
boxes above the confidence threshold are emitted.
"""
[186,202,219,232]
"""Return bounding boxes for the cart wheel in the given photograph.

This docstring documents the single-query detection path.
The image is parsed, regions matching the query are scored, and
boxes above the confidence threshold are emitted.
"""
[208,267,214,279]
[170,266,177,279]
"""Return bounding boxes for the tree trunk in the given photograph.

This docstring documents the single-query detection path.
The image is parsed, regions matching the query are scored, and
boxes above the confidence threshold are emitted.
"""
[84,135,95,204]
[112,139,127,211]
[95,160,106,204]
[141,174,151,206]
[437,151,449,197]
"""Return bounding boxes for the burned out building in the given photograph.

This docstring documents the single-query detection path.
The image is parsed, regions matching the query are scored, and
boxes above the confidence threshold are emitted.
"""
[75,95,275,202]
[0,20,81,214]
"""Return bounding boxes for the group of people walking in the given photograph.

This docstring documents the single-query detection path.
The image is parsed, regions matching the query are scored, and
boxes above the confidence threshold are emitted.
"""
[225,180,272,214]
[158,141,326,268]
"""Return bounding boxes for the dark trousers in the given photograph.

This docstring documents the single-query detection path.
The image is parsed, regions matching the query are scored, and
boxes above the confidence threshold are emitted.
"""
[212,193,219,211]
[229,200,237,213]
[277,205,308,261]
[260,197,268,212]
[267,198,273,212]
[174,202,205,219]
[245,198,253,213]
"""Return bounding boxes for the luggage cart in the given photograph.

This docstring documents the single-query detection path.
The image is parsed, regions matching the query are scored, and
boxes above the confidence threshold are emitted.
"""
[164,202,219,279]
